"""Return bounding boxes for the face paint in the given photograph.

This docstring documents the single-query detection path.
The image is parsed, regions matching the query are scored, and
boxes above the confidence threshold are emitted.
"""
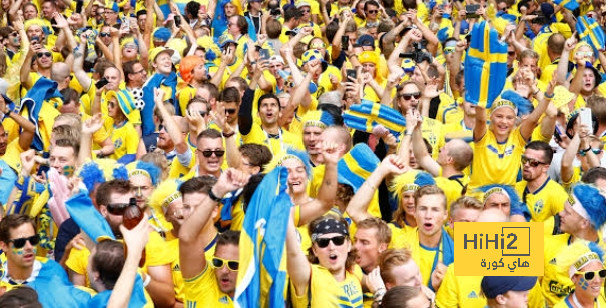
[580,277,589,290]
[11,247,23,255]
[63,165,74,177]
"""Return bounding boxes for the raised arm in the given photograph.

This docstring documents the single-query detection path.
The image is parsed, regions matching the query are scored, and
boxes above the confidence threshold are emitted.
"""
[519,68,549,141]
[473,105,487,142]
[79,114,104,165]
[73,31,93,91]
[109,217,151,308]
[346,155,407,223]
[561,127,583,184]
[179,169,249,279]
[155,89,188,154]
[409,109,440,176]
[0,96,35,151]
[286,209,311,296]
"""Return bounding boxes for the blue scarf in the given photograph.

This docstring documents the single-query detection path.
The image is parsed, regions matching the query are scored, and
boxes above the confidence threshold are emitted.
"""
[141,72,178,136]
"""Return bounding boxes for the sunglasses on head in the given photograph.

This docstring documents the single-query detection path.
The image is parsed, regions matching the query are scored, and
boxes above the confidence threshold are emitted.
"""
[198,149,225,158]
[398,92,421,100]
[211,257,239,271]
[315,235,346,248]
[9,235,40,249]
[100,32,111,37]
[576,269,606,281]
[37,51,52,58]
[521,155,546,167]
[106,198,136,215]
[225,108,237,115]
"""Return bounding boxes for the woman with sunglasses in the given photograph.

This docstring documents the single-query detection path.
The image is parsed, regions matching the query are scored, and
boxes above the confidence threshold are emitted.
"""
[553,240,606,308]
[287,214,364,307]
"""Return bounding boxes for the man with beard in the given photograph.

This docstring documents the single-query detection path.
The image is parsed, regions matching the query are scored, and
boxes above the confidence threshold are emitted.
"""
[514,141,568,222]
[66,180,177,307]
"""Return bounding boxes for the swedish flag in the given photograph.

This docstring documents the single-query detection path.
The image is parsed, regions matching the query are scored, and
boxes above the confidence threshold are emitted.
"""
[20,77,62,152]
[464,21,508,108]
[576,16,606,54]
[343,101,407,138]
[235,167,291,308]
[553,0,579,11]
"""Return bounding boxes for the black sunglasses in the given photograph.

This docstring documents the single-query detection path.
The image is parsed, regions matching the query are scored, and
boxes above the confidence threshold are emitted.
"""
[576,269,606,281]
[198,149,225,158]
[521,155,546,168]
[106,198,136,215]
[315,235,346,248]
[211,257,239,271]
[37,51,52,58]
[398,92,421,100]
[99,32,111,37]
[10,235,40,249]
[225,108,237,115]
[367,9,378,14]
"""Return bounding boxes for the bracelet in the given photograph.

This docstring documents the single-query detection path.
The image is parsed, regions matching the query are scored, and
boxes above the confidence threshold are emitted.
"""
[374,287,386,300]
[405,130,413,136]
[208,187,223,202]
[364,181,377,191]
[143,273,151,287]
[544,92,555,99]
[4,109,10,116]
[223,130,236,138]
[533,88,540,96]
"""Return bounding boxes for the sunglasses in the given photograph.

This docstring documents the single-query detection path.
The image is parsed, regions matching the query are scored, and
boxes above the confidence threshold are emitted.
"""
[198,110,207,117]
[576,51,593,58]
[398,92,421,100]
[9,31,17,36]
[100,32,111,37]
[198,149,225,158]
[521,155,546,167]
[444,47,455,54]
[367,9,378,14]
[576,269,606,281]
[106,198,136,215]
[211,257,239,271]
[225,108,237,115]
[508,51,515,56]
[37,51,52,58]
[315,235,346,248]
[300,9,310,13]
[9,235,40,249]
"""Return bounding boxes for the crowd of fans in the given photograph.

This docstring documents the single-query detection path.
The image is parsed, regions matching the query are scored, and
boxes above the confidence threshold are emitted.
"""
[0,0,602,306]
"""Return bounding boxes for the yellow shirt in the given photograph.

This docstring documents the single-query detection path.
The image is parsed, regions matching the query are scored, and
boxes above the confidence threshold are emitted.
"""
[435,175,468,215]
[514,178,568,222]
[469,127,526,189]
[104,118,140,161]
[420,117,446,160]
[290,264,363,308]
[435,263,486,308]
[183,262,233,307]
[241,125,304,155]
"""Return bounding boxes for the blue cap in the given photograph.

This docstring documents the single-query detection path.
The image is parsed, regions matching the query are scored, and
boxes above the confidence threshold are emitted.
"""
[481,276,537,299]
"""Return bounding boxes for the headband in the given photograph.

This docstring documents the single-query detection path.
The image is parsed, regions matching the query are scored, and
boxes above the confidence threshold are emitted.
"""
[572,194,591,221]
[491,99,518,115]
[569,252,602,278]
[161,192,181,214]
[483,187,510,205]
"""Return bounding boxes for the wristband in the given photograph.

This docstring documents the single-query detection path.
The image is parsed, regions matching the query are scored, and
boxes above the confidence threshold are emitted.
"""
[143,273,151,287]
[544,92,555,99]
[208,187,223,202]
[4,109,11,117]
[374,288,386,300]
[579,146,592,156]
[223,130,236,138]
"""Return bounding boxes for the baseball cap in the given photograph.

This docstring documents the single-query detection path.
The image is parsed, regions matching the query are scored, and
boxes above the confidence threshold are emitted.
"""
[296,1,311,8]
[481,276,537,299]
[356,34,375,48]
[149,47,175,63]
[269,55,284,65]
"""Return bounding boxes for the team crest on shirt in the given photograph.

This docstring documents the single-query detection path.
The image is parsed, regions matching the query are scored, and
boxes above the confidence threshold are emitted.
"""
[468,291,478,298]
[534,200,544,214]
[487,145,515,159]
[114,138,123,149]
[172,264,180,272]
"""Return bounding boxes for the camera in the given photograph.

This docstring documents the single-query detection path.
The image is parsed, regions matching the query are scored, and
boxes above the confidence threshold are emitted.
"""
[399,42,433,64]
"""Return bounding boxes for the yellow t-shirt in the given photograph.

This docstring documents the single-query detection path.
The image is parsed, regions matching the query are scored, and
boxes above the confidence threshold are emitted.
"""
[420,117,445,160]
[182,262,233,307]
[290,264,363,308]
[469,127,526,190]
[435,175,468,214]
[104,118,140,161]
[435,263,486,308]
[241,125,304,155]
[66,245,91,287]
[514,179,568,222]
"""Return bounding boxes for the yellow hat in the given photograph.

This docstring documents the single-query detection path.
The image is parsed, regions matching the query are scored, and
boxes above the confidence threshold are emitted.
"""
[359,51,379,65]
[551,85,576,110]
[149,46,174,63]
[24,18,46,31]
[105,89,139,123]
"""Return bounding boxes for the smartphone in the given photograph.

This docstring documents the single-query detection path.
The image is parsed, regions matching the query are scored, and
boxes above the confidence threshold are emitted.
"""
[579,108,593,131]
[31,36,40,43]
[346,69,357,81]
[95,77,109,89]
[174,15,181,27]
[76,0,83,13]
[342,35,349,50]
[466,4,480,18]
[259,48,270,60]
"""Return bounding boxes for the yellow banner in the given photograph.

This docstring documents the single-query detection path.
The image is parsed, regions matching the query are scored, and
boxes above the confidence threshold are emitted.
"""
[454,222,544,276]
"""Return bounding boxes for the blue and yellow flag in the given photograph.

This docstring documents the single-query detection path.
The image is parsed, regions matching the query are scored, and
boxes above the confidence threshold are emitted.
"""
[464,21,508,108]
[235,166,291,308]
[343,101,407,138]
[554,0,579,11]
[20,77,62,152]
[576,16,606,54]
[66,191,116,242]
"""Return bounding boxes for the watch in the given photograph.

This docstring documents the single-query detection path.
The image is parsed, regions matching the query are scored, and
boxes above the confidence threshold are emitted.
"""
[223,130,236,138]
[208,188,223,202]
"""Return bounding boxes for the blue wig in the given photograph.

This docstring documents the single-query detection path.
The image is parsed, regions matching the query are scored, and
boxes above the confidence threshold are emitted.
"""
[131,161,162,186]
[269,147,313,180]
[500,90,534,116]
[415,171,436,187]
[112,164,128,181]
[573,184,606,229]
[79,162,106,193]
[589,241,605,262]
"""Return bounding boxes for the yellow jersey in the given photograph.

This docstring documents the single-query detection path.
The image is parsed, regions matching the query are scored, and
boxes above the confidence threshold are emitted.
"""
[182,262,233,307]
[240,125,303,155]
[515,178,568,222]
[290,264,363,308]
[435,263,486,308]
[469,127,526,189]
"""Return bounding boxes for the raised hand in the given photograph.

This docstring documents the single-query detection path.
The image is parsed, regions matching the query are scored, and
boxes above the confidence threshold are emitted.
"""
[214,168,250,197]
[379,154,408,175]
[20,149,37,177]
[320,141,341,165]
[82,113,103,135]
[53,12,69,29]
[119,213,151,256]
[186,108,207,131]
